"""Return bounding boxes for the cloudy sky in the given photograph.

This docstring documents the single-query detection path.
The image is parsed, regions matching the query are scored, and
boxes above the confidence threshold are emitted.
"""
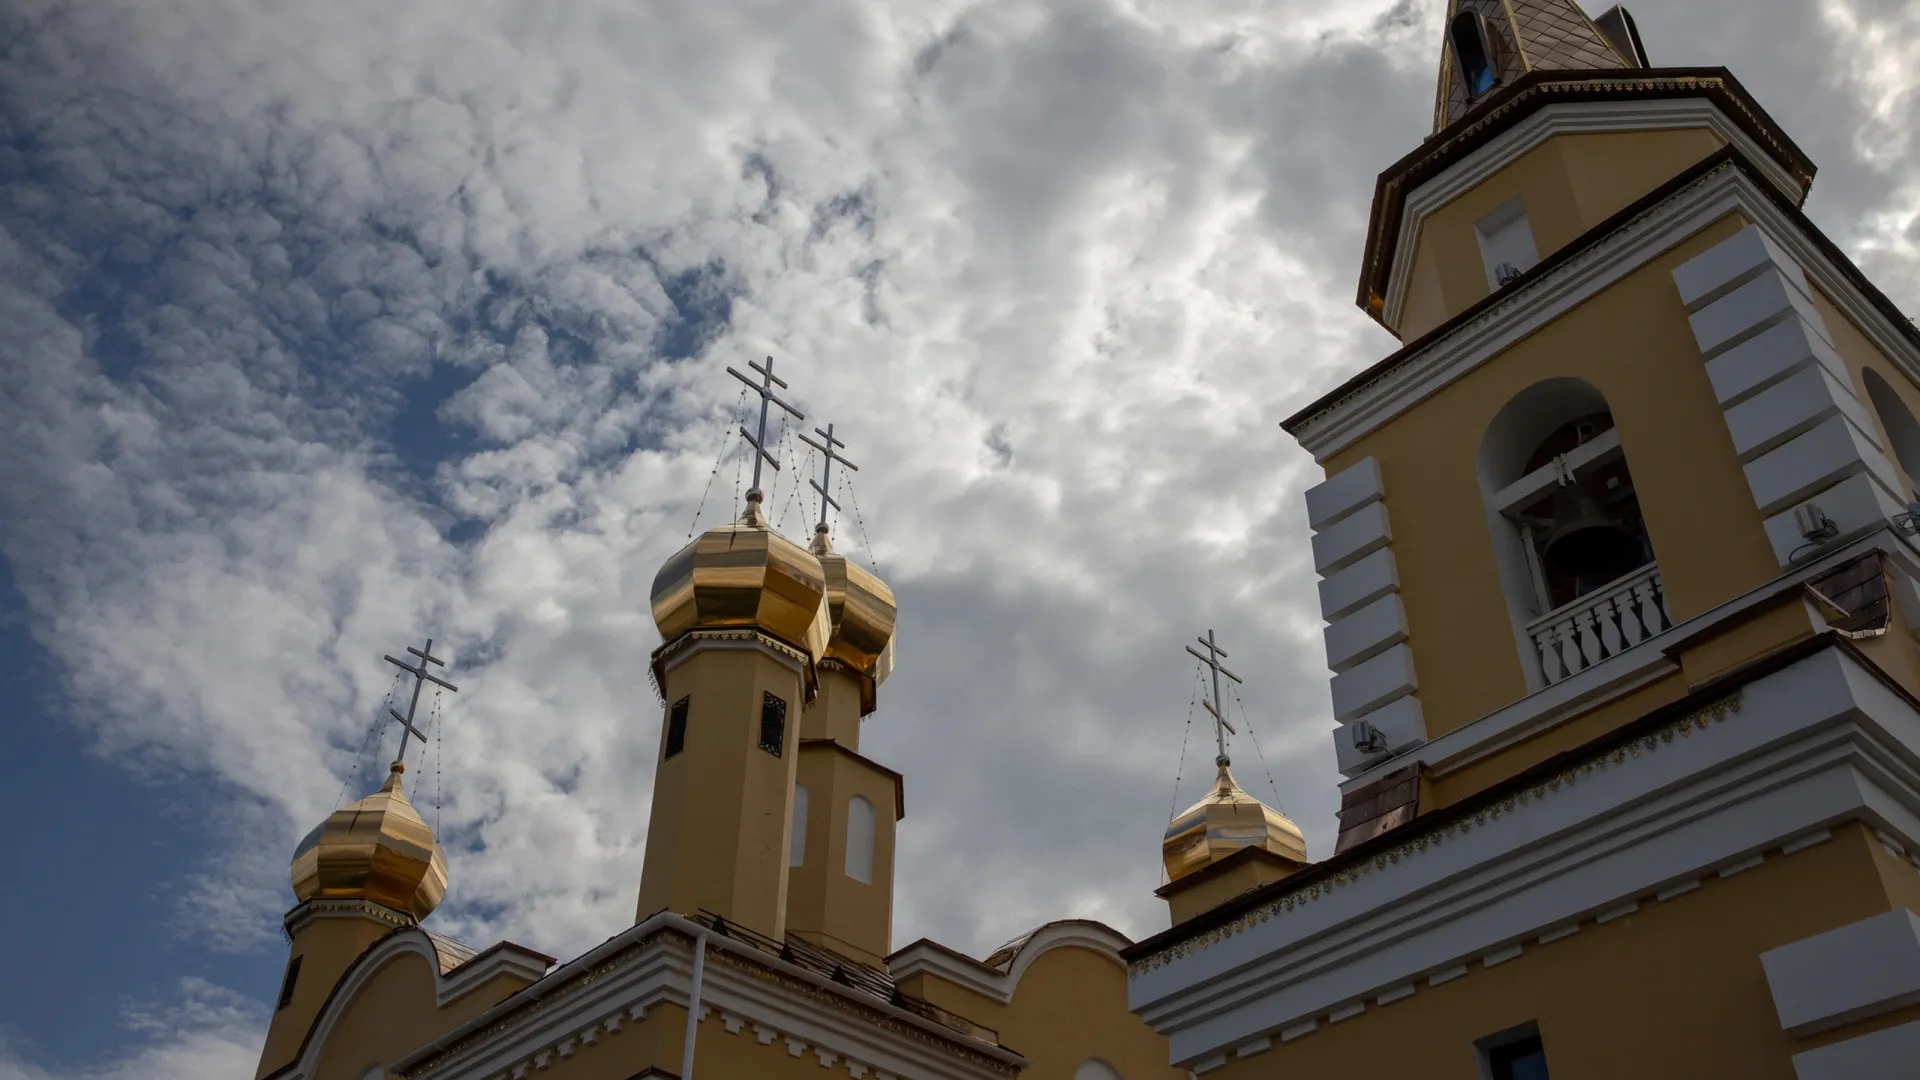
[1,0,1915,1074]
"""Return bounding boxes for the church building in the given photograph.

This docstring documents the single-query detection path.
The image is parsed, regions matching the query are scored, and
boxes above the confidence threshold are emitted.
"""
[1126,3,1920,1079]
[253,2,1920,1079]
[254,361,1187,1079]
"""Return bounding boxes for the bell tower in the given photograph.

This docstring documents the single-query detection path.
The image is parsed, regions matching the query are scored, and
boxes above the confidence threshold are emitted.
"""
[1284,1,1920,849]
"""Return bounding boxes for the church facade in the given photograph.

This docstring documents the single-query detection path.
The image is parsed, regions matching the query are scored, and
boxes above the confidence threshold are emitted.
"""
[1126,3,1920,1079]
[254,3,1920,1079]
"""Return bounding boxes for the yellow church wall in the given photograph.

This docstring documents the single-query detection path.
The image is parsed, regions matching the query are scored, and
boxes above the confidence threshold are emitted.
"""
[1161,850,1297,925]
[1425,670,1686,810]
[637,643,807,940]
[1395,128,1728,340]
[995,947,1186,1080]
[786,741,899,967]
[258,915,394,1078]
[897,946,1185,1080]
[306,949,521,1080]
[1205,824,1900,1080]
[1812,284,1920,499]
[803,665,867,747]
[1324,212,1773,750]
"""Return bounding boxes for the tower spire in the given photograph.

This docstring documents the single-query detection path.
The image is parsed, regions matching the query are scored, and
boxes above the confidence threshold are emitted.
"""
[728,356,805,514]
[1433,1,1643,133]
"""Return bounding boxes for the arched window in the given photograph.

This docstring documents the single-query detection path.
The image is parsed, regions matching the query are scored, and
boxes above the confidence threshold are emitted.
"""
[1479,379,1668,688]
[845,795,875,884]
[790,785,809,867]
[1451,12,1499,97]
[1074,1061,1124,1080]
[1862,369,1920,494]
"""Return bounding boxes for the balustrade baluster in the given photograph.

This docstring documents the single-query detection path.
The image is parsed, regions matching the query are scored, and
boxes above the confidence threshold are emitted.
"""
[1635,580,1667,635]
[1557,617,1584,677]
[1538,625,1566,684]
[1577,608,1604,668]
[1597,596,1625,657]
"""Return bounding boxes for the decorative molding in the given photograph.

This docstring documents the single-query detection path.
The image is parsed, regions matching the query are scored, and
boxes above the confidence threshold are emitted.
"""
[1128,643,1920,1065]
[1791,1019,1920,1080]
[1383,97,1804,328]
[385,916,1022,1080]
[886,921,1132,1007]
[1296,158,1920,463]
[1761,909,1920,1037]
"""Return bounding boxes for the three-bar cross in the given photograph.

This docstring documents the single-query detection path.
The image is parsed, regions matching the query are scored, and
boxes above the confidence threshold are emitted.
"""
[383,638,460,765]
[797,422,858,529]
[1185,630,1243,767]
[727,356,806,499]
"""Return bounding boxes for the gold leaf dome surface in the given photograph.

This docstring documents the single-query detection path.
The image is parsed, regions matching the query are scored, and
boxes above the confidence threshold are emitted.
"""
[1162,762,1308,883]
[651,497,832,660]
[291,762,447,921]
[810,524,896,692]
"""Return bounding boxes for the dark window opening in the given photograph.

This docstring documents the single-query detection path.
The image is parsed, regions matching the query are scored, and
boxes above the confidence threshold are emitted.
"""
[1487,1033,1551,1080]
[664,696,690,759]
[1514,413,1651,611]
[277,955,304,1010]
[1451,13,1499,96]
[758,692,788,757]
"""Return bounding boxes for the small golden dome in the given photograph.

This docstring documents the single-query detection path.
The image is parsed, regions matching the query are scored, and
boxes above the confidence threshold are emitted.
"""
[651,494,832,660]
[809,523,896,703]
[291,762,447,921]
[1163,761,1307,883]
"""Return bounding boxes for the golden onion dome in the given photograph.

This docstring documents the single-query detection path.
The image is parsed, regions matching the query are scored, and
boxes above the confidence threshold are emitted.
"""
[291,762,447,921]
[1163,760,1308,883]
[650,493,832,661]
[808,523,897,703]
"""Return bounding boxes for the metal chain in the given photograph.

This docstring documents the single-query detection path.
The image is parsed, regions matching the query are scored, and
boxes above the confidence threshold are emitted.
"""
[431,687,444,835]
[334,670,407,812]
[688,386,749,539]
[1231,682,1287,817]
[840,470,882,576]
[780,445,815,531]
[1162,662,1205,887]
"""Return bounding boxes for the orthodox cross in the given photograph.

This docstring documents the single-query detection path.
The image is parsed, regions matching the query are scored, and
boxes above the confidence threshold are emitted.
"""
[727,356,805,499]
[797,422,858,529]
[1185,630,1243,766]
[383,638,459,765]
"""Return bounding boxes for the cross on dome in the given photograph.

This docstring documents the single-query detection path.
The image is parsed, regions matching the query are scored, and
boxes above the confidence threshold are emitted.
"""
[382,637,459,765]
[798,421,858,533]
[727,356,806,507]
[1185,629,1243,767]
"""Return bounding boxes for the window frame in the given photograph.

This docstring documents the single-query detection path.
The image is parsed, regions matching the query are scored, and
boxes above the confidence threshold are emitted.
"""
[664,696,691,760]
[758,692,788,758]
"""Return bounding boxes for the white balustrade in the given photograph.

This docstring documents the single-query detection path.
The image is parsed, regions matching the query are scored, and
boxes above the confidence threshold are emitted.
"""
[1526,563,1670,686]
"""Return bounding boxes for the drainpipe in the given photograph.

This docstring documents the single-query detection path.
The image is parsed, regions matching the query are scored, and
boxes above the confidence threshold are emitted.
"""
[681,927,710,1080]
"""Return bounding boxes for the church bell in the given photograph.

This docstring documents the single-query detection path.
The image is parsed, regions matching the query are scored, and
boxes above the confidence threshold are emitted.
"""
[1540,478,1644,586]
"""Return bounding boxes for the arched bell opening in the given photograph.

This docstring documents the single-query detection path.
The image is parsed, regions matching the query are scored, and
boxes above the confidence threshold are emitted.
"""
[1479,379,1668,690]
[1450,11,1502,98]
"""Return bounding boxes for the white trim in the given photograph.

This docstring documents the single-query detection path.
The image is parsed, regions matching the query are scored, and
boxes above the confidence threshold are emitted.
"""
[886,921,1132,1006]
[1428,965,1468,987]
[1481,944,1524,967]
[1129,645,1920,1066]
[1381,97,1805,330]
[1297,160,1920,464]
[657,633,810,679]
[1762,908,1920,1037]
[388,914,1021,1080]
[1791,1018,1920,1080]
[1782,829,1833,855]
[1375,984,1416,1006]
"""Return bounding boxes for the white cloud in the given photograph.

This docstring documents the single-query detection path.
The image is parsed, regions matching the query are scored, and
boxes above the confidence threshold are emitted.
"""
[0,980,263,1080]
[1,0,1916,1071]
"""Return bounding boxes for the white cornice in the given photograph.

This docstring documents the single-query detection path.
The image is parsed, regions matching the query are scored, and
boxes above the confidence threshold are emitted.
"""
[1382,98,1804,329]
[886,921,1133,1005]
[393,913,1022,1080]
[1295,162,1920,463]
[1127,645,1920,1066]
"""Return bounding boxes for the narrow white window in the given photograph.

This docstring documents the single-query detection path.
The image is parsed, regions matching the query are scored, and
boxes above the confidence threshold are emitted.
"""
[790,785,808,867]
[1074,1061,1123,1080]
[845,795,875,884]
[1476,196,1539,289]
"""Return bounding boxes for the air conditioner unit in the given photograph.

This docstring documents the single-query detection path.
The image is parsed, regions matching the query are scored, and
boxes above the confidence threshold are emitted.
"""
[1350,720,1388,754]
